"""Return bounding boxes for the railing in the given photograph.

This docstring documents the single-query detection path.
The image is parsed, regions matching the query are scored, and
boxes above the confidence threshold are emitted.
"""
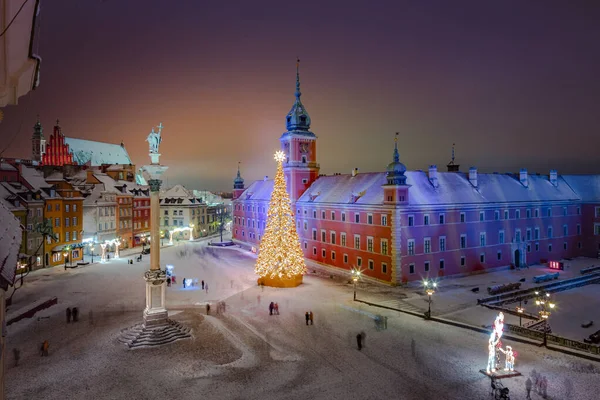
[506,323,600,355]
[581,265,600,275]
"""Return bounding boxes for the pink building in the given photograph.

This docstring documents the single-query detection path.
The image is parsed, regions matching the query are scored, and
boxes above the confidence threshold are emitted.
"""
[232,65,599,284]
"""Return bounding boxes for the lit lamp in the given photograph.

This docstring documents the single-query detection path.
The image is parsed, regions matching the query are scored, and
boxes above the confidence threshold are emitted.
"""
[351,268,361,301]
[189,223,195,241]
[89,242,95,263]
[63,250,69,270]
[515,301,525,327]
[160,230,165,246]
[534,291,556,347]
[424,280,437,319]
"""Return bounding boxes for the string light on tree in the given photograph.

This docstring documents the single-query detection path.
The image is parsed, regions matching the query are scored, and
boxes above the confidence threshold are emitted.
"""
[254,150,307,287]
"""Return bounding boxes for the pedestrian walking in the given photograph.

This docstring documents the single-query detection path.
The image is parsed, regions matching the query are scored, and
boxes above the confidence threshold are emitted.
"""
[66,307,72,323]
[536,374,542,393]
[274,303,279,315]
[269,302,274,315]
[172,275,176,284]
[541,376,548,398]
[305,311,309,325]
[356,333,363,350]
[206,303,211,315]
[41,340,49,356]
[309,311,313,325]
[202,280,205,290]
[525,377,532,399]
[13,348,20,366]
[167,277,171,287]
[183,278,187,289]
[205,283,209,293]
[72,307,79,322]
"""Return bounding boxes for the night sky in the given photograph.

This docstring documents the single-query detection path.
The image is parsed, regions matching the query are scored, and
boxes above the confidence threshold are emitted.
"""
[1,0,599,191]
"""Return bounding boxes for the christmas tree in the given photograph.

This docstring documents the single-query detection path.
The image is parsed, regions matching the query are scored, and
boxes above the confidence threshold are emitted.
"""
[255,151,307,287]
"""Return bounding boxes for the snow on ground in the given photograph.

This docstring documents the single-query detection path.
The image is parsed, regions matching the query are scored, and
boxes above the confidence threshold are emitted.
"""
[6,235,600,399]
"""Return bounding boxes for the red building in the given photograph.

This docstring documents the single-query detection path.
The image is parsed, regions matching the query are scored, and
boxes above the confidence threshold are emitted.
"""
[232,64,599,284]
[132,187,151,247]
[42,120,74,166]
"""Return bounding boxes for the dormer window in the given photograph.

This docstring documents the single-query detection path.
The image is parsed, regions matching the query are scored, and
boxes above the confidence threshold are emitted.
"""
[287,116,291,123]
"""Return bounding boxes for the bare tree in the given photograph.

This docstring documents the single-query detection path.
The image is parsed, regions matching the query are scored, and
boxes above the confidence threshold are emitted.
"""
[217,205,231,243]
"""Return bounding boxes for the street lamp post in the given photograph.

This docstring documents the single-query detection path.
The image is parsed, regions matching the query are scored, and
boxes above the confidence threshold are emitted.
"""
[89,243,95,264]
[516,299,524,327]
[63,251,69,270]
[160,230,164,246]
[424,280,437,319]
[535,291,556,347]
[351,269,361,301]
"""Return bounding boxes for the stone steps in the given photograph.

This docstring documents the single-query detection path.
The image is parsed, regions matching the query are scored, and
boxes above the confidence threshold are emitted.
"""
[119,320,192,349]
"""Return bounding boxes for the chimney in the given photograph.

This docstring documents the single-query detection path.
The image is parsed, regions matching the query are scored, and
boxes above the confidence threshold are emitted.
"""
[469,167,478,188]
[264,176,268,181]
[428,165,439,188]
[519,168,528,188]
[549,170,558,187]
[352,168,359,177]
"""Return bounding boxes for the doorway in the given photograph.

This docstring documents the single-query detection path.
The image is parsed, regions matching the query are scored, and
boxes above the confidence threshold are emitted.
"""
[514,249,520,268]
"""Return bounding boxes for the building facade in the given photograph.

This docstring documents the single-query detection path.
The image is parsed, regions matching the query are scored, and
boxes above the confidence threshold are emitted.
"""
[41,121,74,166]
[160,185,206,240]
[232,65,597,284]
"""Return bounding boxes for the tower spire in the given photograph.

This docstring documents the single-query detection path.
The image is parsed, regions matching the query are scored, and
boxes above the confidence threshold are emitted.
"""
[452,143,455,163]
[446,142,460,172]
[393,132,400,163]
[295,58,301,99]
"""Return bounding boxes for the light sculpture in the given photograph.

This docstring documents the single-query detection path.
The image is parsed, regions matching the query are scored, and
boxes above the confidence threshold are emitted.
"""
[168,227,194,245]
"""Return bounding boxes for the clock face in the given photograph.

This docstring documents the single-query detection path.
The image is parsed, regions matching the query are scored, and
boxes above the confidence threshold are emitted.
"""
[300,143,309,154]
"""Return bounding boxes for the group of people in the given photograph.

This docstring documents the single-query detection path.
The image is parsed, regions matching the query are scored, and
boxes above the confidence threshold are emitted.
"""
[304,311,314,325]
[525,372,549,399]
[269,302,279,315]
[175,277,209,292]
[66,307,80,323]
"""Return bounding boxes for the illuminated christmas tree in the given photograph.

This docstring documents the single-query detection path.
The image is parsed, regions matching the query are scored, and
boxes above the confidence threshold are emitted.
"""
[255,151,307,287]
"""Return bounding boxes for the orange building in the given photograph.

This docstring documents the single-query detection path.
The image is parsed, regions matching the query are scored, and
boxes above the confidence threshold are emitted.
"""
[116,189,133,249]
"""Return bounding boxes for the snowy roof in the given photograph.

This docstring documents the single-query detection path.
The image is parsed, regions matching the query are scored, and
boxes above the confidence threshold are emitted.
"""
[192,190,226,205]
[0,200,22,288]
[0,184,26,211]
[238,179,274,202]
[293,171,582,207]
[19,166,52,193]
[0,163,17,171]
[64,138,133,166]
[161,184,203,205]
[561,175,600,203]
[91,173,122,194]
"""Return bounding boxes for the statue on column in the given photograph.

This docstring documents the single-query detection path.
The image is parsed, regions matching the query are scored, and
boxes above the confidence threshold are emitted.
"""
[146,123,163,154]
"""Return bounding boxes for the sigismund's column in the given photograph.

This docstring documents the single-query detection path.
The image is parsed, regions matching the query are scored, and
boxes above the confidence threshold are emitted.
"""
[141,124,169,327]
[119,123,190,348]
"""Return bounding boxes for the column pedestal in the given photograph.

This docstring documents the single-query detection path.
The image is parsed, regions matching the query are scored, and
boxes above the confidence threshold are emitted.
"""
[143,269,168,327]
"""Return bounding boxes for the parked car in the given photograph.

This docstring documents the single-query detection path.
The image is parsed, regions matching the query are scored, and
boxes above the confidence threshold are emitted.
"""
[583,330,600,344]
[581,320,594,328]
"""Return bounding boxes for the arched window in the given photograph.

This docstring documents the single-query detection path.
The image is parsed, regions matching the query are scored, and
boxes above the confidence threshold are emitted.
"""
[300,116,307,123]
[301,155,307,163]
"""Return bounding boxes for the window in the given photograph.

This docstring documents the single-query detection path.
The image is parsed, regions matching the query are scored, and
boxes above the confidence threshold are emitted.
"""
[322,249,326,258]
[499,230,505,244]
[563,242,567,250]
[368,259,374,270]
[563,225,568,236]
[55,204,59,211]
[73,217,77,226]
[73,231,77,241]
[99,223,102,231]
[354,235,360,250]
[563,207,568,216]
[312,229,317,240]
[460,212,465,223]
[65,204,70,212]
[595,224,600,236]
[577,206,581,215]
[439,236,445,252]
[313,247,317,255]
[424,261,430,272]
[367,214,373,224]
[548,244,552,252]
[381,239,388,255]
[547,227,553,239]
[355,213,360,223]
[321,230,326,242]
[535,228,540,240]
[535,209,539,218]
[516,210,520,219]
[341,233,346,247]
[331,251,336,260]
[480,211,485,222]
[577,224,581,235]
[424,238,431,254]
[331,232,336,245]
[439,214,445,224]
[342,212,346,222]
[515,229,521,243]
[343,254,348,264]
[527,244,531,252]
[408,215,414,227]
[367,237,373,252]
[331,211,335,221]
[304,242,307,249]
[55,218,60,227]
[322,210,325,219]
[424,215,430,225]
[381,215,388,226]
[460,234,467,249]
[382,263,387,274]
[409,264,415,274]
[535,243,539,251]
[494,210,499,221]
[547,208,552,217]
[480,253,485,263]
[578,242,582,249]
[303,221,307,231]
[65,232,70,242]
[164,218,169,226]
[313,210,317,218]
[497,251,502,260]
[504,210,509,220]
[47,204,51,212]
[357,257,362,267]
[460,256,466,267]
[526,209,531,218]
[480,232,486,247]
[439,259,445,270]
[407,239,415,255]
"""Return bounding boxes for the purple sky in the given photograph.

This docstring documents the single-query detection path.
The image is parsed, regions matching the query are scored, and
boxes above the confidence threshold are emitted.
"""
[1,0,599,191]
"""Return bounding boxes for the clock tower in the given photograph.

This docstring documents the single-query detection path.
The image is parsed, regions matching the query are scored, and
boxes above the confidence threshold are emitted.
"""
[280,60,320,203]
